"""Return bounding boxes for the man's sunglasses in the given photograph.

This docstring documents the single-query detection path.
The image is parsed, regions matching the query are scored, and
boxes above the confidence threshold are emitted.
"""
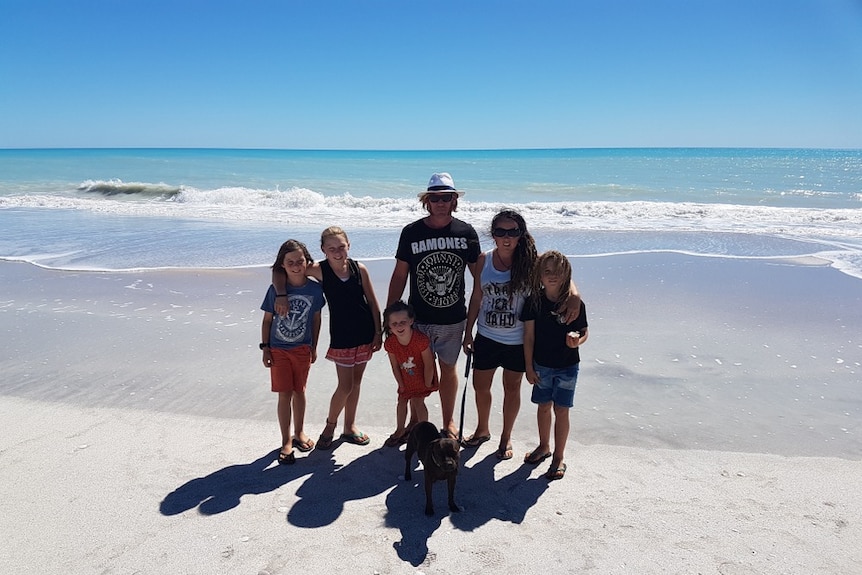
[492,227,522,238]
[427,193,455,203]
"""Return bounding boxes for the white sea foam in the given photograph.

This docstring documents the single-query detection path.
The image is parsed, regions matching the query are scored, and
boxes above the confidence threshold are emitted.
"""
[3,184,862,241]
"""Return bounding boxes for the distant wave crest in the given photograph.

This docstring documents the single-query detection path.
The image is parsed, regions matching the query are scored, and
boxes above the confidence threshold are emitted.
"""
[4,182,861,244]
[78,179,182,198]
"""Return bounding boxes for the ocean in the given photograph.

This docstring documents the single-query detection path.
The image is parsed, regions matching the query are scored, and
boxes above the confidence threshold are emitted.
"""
[1,148,861,278]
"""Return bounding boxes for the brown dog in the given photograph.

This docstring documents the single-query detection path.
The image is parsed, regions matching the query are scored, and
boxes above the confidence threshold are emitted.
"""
[404,421,461,516]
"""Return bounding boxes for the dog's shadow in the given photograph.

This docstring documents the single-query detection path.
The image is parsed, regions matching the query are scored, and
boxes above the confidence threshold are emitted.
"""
[160,450,308,516]
[383,446,549,566]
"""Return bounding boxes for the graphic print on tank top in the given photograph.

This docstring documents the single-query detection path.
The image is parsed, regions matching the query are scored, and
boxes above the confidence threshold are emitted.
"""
[482,281,517,328]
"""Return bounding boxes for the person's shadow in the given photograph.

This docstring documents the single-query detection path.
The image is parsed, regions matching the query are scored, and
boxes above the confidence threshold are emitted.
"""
[383,446,549,566]
[286,446,401,528]
[160,450,310,516]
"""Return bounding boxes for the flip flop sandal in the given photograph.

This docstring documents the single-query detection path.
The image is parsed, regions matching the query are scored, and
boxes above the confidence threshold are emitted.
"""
[317,435,334,450]
[278,451,296,465]
[545,463,567,480]
[293,438,315,452]
[340,432,371,446]
[524,450,552,465]
[461,434,491,448]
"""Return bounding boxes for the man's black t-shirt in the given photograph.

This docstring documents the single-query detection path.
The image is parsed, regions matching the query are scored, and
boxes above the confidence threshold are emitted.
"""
[395,217,480,325]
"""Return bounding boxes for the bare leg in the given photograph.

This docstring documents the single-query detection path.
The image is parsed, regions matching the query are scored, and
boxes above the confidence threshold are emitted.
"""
[394,396,408,436]
[498,368,524,453]
[438,360,459,437]
[551,404,571,469]
[342,363,367,435]
[467,368,495,441]
[534,401,553,456]
[277,391,294,452]
[410,396,429,423]
[292,391,309,446]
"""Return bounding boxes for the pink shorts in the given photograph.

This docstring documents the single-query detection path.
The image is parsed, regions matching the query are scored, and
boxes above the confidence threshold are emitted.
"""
[325,344,373,368]
[270,346,311,393]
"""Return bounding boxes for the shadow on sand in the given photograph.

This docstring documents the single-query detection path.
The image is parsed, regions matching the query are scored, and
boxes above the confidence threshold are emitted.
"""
[159,443,549,567]
[384,446,549,566]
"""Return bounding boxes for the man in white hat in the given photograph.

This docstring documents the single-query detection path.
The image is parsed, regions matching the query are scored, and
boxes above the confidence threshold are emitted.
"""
[387,172,480,439]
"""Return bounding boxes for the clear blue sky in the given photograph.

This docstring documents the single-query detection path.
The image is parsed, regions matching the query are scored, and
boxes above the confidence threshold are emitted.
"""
[2,0,861,149]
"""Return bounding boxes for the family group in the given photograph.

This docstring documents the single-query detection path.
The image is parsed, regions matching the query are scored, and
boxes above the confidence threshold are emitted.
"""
[258,173,589,481]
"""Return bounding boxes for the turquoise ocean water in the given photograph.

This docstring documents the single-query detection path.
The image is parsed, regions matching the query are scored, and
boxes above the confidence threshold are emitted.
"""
[1,148,861,278]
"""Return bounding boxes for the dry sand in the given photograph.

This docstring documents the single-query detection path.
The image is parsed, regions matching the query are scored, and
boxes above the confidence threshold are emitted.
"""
[1,256,860,574]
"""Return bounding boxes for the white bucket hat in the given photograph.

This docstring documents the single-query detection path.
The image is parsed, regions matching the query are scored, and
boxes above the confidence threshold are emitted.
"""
[418,172,464,198]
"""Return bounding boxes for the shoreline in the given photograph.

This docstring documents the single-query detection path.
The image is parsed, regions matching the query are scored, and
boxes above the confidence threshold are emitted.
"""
[2,254,861,573]
[1,255,860,458]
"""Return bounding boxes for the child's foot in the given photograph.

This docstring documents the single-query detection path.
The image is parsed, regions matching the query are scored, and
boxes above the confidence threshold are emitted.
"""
[317,419,337,450]
[545,462,567,480]
[495,444,513,460]
[384,432,406,447]
[278,449,296,465]
[524,448,552,465]
[293,436,315,452]
[461,432,491,448]
[339,431,370,445]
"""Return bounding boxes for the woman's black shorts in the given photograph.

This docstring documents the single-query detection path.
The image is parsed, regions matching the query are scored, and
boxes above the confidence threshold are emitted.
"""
[472,333,526,372]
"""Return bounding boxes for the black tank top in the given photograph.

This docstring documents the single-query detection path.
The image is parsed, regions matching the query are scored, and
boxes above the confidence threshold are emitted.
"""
[320,259,375,348]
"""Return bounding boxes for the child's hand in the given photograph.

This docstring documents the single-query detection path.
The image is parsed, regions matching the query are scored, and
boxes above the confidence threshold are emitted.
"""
[311,348,317,363]
[262,348,273,368]
[566,331,580,349]
[526,368,539,385]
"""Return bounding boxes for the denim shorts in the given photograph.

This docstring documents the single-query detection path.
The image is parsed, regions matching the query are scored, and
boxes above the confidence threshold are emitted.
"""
[530,362,579,408]
[415,321,466,366]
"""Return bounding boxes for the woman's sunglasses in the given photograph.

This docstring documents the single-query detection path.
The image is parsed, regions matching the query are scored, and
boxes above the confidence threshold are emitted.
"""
[492,227,522,238]
[427,193,455,203]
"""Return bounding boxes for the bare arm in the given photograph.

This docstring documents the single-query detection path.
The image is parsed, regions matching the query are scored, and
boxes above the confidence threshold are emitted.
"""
[523,319,538,385]
[271,268,288,315]
[310,311,321,363]
[422,346,437,389]
[272,262,321,316]
[387,259,410,306]
[261,312,274,368]
[462,252,485,354]
[560,279,582,323]
[359,262,383,351]
[387,352,405,392]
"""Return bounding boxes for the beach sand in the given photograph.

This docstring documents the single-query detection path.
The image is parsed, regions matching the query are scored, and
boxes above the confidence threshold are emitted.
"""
[1,256,860,574]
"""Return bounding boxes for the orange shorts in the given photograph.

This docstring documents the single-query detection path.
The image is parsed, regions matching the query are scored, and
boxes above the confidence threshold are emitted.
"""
[269,346,312,393]
[325,344,373,367]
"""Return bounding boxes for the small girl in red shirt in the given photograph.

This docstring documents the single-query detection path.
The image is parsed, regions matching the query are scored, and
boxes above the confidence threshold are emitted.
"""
[383,300,438,447]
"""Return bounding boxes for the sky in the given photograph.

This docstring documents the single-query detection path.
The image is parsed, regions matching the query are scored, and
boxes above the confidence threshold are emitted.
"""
[1,0,861,150]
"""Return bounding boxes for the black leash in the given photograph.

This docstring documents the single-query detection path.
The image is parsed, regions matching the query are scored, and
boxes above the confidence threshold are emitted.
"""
[458,351,472,444]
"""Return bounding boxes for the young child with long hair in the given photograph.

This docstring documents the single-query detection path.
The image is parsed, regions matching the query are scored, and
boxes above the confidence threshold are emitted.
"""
[260,239,325,464]
[521,251,588,480]
[271,227,382,449]
[382,300,438,447]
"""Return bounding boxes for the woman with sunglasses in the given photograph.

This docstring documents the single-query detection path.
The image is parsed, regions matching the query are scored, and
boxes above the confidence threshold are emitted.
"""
[461,210,579,460]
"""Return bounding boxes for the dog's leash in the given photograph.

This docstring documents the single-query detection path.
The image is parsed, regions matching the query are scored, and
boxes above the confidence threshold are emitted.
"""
[458,351,472,444]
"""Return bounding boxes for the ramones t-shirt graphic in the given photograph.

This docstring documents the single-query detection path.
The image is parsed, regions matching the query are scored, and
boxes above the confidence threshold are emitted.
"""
[417,251,463,308]
[395,217,480,325]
